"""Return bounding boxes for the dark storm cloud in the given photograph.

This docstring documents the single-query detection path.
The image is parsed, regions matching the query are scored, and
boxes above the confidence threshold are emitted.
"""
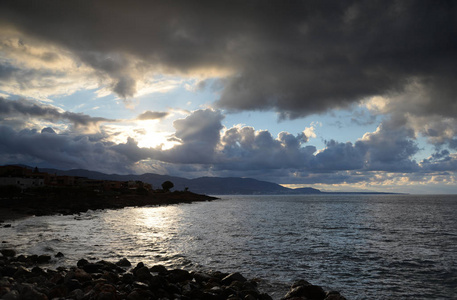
[0,125,133,173]
[137,111,169,121]
[0,97,114,128]
[2,1,456,115]
[218,126,316,170]
[0,107,455,184]
[159,109,224,163]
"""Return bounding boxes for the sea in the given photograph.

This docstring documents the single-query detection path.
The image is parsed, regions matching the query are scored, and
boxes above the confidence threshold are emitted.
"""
[1,194,457,299]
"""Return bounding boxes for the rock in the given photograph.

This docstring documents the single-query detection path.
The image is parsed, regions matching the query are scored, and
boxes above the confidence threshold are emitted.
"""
[167,268,192,283]
[77,258,89,267]
[31,266,47,277]
[83,262,103,273]
[55,252,64,258]
[102,270,119,283]
[13,266,32,279]
[0,251,345,300]
[282,280,326,300]
[18,284,48,300]
[68,289,85,300]
[150,264,168,274]
[116,257,131,267]
[222,272,248,285]
[2,265,18,277]
[324,291,347,300]
[259,293,274,300]
[2,289,20,300]
[48,285,68,299]
[73,268,92,283]
[193,271,214,283]
[65,278,83,291]
[1,249,16,257]
[122,273,135,284]
[37,255,51,264]
[134,266,152,282]
[96,283,118,300]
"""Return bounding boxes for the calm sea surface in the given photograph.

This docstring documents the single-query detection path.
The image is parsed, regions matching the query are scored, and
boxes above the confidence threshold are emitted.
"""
[1,194,457,299]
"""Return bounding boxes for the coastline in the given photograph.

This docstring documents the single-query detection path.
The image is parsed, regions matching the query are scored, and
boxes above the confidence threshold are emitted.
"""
[0,190,217,222]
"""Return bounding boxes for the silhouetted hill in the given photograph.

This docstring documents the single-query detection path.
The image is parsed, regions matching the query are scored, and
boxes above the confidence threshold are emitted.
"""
[17,166,399,195]
[39,168,321,195]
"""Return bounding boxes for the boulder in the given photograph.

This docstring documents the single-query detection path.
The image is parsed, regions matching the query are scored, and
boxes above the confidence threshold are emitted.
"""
[116,257,131,267]
[324,291,347,300]
[221,272,247,285]
[1,249,16,257]
[282,280,326,300]
[167,269,193,283]
[37,255,51,264]
[134,266,152,282]
[150,264,168,274]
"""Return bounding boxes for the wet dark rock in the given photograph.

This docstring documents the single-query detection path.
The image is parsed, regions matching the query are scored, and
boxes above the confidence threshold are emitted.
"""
[77,258,89,267]
[167,268,193,283]
[83,262,103,273]
[68,288,85,300]
[48,284,68,299]
[134,266,153,282]
[2,289,20,300]
[55,252,64,258]
[193,271,214,283]
[324,290,347,300]
[1,249,16,257]
[31,266,47,276]
[259,293,274,300]
[13,266,33,279]
[37,255,51,264]
[2,265,18,277]
[18,283,48,300]
[150,264,168,274]
[282,280,327,300]
[27,255,39,264]
[127,289,155,300]
[65,278,83,291]
[72,268,92,283]
[122,273,135,284]
[222,272,248,285]
[0,251,346,300]
[116,257,131,267]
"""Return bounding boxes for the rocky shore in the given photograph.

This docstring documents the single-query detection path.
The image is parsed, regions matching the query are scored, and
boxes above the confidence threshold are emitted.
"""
[0,190,217,222]
[0,250,346,300]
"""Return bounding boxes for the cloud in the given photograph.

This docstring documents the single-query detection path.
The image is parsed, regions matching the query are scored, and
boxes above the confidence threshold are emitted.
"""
[159,109,224,163]
[0,97,114,130]
[137,110,169,120]
[1,1,456,116]
[0,105,455,186]
[0,125,133,173]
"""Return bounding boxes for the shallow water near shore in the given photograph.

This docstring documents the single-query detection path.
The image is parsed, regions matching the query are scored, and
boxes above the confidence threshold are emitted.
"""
[2,194,457,299]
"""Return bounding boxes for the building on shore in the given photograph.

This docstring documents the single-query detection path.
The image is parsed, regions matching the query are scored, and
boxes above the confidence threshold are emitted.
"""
[0,165,152,192]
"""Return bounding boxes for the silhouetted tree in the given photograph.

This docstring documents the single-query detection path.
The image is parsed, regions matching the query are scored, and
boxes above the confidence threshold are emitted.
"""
[161,181,174,192]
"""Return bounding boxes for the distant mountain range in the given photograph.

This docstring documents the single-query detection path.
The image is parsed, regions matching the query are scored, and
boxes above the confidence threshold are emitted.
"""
[36,167,399,195]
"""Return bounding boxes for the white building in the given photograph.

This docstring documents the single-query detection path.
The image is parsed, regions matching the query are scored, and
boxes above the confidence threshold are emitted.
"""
[0,177,44,189]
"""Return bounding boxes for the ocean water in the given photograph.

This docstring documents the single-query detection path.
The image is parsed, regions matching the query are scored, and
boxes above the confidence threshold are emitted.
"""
[1,194,457,299]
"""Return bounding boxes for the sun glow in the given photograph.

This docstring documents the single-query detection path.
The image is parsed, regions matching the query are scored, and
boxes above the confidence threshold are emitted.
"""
[104,120,180,150]
[135,120,179,150]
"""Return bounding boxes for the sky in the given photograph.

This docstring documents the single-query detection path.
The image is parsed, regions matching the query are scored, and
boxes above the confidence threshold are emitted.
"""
[1,0,457,194]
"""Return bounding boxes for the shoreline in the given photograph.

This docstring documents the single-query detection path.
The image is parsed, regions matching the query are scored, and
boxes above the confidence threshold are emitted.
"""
[0,190,217,222]
[0,250,346,300]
